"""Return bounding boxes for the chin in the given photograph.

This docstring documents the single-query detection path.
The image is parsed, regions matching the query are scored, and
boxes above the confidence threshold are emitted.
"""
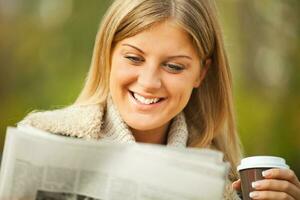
[125,117,165,132]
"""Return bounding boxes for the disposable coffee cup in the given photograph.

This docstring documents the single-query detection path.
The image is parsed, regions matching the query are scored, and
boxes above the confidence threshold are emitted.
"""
[237,156,289,200]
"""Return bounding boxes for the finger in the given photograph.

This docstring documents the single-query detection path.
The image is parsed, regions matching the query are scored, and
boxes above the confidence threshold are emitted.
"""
[252,179,300,199]
[232,179,241,190]
[263,169,300,188]
[249,190,294,200]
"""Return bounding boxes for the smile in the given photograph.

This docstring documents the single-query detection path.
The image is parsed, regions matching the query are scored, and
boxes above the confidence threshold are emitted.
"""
[129,91,164,105]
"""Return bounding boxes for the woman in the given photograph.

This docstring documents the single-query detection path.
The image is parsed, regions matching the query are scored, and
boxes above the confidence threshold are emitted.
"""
[19,0,300,199]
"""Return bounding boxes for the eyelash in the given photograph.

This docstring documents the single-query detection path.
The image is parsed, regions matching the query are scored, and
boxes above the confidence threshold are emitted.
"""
[124,55,185,73]
[125,56,144,63]
[162,63,184,73]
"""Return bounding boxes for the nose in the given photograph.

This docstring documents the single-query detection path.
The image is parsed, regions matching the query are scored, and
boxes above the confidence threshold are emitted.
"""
[137,63,162,91]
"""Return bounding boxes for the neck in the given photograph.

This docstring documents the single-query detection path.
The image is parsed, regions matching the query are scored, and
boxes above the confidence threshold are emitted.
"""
[130,122,170,145]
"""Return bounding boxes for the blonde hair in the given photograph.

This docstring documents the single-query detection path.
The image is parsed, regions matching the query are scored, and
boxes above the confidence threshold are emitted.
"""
[76,0,242,180]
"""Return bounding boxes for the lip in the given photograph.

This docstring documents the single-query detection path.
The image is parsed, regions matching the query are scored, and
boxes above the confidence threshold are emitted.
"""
[130,90,165,99]
[128,90,166,111]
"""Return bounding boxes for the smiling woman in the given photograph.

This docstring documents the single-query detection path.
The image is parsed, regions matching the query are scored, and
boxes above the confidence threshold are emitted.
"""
[18,0,300,200]
[109,21,205,144]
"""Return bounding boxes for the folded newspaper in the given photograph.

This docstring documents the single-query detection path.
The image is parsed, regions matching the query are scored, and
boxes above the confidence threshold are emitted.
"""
[0,126,229,200]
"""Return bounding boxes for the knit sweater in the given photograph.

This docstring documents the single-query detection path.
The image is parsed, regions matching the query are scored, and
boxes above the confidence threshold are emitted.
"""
[19,97,241,200]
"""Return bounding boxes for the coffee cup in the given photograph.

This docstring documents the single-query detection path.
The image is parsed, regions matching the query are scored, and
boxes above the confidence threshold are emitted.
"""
[237,156,289,200]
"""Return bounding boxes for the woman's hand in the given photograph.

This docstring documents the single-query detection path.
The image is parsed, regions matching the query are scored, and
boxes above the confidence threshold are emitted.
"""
[232,168,300,199]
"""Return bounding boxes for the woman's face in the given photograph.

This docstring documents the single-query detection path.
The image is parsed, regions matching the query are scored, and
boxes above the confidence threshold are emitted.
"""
[109,20,205,134]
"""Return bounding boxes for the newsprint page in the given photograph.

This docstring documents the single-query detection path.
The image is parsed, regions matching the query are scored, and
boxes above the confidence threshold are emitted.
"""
[0,125,229,200]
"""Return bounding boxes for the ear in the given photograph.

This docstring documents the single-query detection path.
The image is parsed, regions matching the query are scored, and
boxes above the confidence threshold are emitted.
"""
[193,59,211,88]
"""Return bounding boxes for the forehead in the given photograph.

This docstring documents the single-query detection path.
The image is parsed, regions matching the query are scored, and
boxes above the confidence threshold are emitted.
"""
[118,20,197,56]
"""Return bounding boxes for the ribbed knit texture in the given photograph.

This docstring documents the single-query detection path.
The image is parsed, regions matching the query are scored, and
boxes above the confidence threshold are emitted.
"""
[100,96,136,143]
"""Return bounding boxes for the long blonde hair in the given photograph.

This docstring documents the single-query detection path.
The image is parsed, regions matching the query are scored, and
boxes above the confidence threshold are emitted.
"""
[75,0,242,180]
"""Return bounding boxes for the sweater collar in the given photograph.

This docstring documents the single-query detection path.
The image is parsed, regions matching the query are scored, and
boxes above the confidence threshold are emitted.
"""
[101,96,188,147]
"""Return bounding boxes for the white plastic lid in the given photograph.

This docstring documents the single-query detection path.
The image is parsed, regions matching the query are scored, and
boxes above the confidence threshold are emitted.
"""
[237,156,289,171]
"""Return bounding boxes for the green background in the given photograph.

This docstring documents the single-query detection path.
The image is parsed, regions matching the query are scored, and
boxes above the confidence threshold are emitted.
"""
[0,0,299,176]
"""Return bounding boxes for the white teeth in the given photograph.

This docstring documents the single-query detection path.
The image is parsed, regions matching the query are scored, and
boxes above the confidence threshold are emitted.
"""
[133,92,160,105]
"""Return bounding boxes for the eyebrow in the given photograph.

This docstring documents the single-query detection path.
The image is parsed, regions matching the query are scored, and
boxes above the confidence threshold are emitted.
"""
[121,43,193,60]
[122,44,145,54]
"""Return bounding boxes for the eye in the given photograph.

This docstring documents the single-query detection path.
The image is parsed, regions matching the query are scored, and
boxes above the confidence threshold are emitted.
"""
[163,63,185,73]
[124,55,144,64]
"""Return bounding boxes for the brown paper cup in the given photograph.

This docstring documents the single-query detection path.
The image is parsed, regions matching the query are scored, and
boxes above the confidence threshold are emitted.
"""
[237,156,289,200]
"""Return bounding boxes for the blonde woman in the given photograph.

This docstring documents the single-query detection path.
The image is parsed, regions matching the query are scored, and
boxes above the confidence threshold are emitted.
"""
[20,0,300,199]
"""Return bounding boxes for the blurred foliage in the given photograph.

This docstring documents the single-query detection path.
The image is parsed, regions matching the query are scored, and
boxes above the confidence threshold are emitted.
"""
[0,0,299,176]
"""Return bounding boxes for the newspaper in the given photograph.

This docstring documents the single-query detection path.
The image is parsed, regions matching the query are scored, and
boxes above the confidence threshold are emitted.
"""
[0,125,229,200]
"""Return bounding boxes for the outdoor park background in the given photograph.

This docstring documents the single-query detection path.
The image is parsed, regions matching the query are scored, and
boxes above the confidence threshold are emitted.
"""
[0,0,299,177]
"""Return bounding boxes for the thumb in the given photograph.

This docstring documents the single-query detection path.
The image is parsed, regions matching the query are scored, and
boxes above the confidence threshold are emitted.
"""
[232,179,241,191]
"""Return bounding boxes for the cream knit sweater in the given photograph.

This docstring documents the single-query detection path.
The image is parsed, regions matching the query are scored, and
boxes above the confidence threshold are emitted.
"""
[19,97,241,200]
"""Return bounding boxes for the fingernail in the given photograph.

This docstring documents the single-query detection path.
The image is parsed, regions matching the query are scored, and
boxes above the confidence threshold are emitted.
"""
[249,191,259,198]
[262,170,271,177]
[251,181,260,189]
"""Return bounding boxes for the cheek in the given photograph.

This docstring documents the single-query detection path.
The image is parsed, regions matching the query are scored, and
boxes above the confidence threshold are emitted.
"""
[164,73,196,96]
[110,58,137,89]
[162,75,194,108]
